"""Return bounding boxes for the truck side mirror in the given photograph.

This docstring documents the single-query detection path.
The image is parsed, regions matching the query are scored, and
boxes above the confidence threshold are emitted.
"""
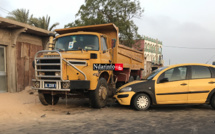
[112,39,116,48]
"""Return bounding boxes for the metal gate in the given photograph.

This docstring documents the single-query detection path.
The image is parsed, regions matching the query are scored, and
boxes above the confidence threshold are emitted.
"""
[0,46,7,92]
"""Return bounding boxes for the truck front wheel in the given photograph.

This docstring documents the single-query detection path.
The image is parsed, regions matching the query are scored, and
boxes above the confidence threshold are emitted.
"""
[90,78,108,108]
[38,92,59,105]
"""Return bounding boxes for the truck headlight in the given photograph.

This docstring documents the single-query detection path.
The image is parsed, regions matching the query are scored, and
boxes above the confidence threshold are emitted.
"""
[39,72,45,76]
[55,72,60,76]
[119,87,132,93]
[33,81,40,88]
[62,82,70,89]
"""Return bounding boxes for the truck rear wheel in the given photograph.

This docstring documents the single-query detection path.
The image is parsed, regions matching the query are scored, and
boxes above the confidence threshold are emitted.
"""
[38,92,59,105]
[90,78,108,108]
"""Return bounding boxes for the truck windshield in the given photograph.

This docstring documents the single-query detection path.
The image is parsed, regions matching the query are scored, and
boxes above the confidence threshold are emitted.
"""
[144,66,168,80]
[55,35,99,51]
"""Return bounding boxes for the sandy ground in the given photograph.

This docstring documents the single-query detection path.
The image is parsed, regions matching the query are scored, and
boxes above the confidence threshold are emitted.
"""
[1,87,215,134]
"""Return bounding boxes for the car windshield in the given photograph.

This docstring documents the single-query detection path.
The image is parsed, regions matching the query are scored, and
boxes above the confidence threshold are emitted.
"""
[145,66,168,80]
[55,35,99,51]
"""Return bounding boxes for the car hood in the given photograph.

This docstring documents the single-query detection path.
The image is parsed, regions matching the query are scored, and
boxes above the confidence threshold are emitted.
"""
[116,80,147,92]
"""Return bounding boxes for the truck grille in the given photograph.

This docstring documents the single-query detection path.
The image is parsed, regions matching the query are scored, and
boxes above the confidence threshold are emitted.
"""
[35,57,61,80]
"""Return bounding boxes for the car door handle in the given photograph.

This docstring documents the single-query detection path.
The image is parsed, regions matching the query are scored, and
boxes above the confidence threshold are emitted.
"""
[208,81,215,84]
[180,83,187,86]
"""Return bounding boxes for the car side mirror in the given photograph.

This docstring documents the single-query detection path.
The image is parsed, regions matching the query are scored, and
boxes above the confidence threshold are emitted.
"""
[160,78,169,83]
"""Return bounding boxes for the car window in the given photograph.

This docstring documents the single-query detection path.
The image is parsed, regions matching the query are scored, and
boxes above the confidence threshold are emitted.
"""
[191,66,211,79]
[161,66,187,82]
[145,66,168,80]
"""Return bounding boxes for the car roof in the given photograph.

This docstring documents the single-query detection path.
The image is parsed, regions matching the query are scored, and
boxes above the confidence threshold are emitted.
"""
[165,63,215,68]
[152,63,215,81]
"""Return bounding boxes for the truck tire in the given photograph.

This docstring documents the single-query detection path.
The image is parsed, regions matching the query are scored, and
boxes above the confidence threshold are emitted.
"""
[38,92,59,105]
[90,78,108,108]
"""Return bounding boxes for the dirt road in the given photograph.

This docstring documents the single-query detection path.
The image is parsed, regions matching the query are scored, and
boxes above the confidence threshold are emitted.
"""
[1,87,215,134]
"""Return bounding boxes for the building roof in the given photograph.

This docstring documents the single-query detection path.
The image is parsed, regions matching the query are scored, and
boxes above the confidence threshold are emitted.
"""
[0,17,51,36]
[144,36,162,45]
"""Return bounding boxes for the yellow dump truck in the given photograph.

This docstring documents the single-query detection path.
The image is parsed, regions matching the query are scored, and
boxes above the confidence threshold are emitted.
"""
[32,23,144,108]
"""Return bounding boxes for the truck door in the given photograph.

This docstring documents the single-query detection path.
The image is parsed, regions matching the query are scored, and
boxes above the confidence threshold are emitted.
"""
[100,36,110,63]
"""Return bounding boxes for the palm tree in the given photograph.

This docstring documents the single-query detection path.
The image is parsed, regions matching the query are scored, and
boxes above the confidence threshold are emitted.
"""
[7,9,59,31]
[6,8,33,24]
[29,15,59,31]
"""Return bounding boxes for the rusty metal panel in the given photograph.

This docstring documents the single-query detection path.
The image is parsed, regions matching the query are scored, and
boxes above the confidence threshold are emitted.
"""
[16,42,25,91]
[24,43,30,88]
[16,42,42,92]
[29,44,42,85]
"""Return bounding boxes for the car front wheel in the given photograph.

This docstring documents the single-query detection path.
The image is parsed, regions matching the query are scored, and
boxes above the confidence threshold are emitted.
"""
[132,93,151,111]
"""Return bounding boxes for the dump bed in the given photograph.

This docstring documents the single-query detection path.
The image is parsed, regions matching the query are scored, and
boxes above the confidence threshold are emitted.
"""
[116,44,144,70]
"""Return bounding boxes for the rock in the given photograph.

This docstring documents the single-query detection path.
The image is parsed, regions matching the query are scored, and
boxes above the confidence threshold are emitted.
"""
[41,114,46,118]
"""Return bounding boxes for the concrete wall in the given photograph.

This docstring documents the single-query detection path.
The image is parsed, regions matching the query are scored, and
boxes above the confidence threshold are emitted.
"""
[17,34,43,46]
[0,29,11,45]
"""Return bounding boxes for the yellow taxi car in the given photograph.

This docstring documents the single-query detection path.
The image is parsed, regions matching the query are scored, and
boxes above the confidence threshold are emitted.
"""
[114,63,215,110]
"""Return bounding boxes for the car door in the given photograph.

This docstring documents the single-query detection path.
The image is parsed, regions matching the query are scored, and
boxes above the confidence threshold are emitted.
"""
[155,66,189,104]
[188,66,215,103]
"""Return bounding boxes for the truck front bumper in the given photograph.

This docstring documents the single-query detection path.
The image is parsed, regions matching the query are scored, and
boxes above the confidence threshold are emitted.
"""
[32,79,90,91]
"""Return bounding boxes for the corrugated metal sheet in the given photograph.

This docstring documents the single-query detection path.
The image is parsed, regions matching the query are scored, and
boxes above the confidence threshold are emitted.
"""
[16,42,42,91]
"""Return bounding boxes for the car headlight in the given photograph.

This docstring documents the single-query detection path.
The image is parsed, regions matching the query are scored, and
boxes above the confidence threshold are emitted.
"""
[119,87,132,93]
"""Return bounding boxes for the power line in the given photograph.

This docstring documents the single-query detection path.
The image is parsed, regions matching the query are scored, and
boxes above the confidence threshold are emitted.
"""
[0,6,10,14]
[163,45,215,50]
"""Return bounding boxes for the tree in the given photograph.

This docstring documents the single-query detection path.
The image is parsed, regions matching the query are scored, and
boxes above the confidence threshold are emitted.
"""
[6,9,59,31]
[29,15,59,31]
[65,0,144,47]
[6,8,33,24]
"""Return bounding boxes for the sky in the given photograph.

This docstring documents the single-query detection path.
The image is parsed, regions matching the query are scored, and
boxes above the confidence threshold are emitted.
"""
[0,0,215,65]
